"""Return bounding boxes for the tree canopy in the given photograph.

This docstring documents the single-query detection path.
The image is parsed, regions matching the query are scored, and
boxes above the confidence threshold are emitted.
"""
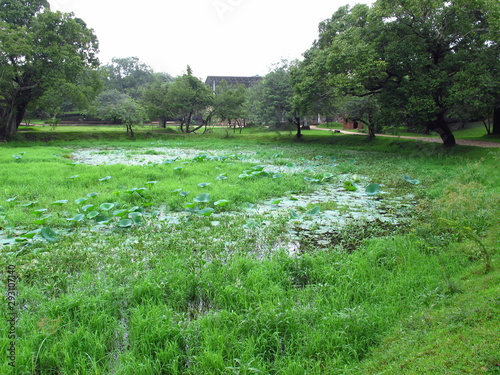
[292,0,500,145]
[0,0,99,139]
[94,89,146,136]
[100,57,171,99]
[164,67,214,133]
[249,62,304,138]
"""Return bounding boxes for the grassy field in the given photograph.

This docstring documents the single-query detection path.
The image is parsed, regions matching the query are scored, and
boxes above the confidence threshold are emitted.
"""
[1,127,499,374]
[313,120,500,143]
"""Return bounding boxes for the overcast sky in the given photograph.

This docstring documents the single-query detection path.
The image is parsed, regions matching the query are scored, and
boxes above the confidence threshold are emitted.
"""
[47,0,374,80]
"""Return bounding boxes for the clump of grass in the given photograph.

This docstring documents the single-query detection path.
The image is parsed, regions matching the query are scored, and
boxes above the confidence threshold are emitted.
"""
[0,131,498,374]
[352,256,500,375]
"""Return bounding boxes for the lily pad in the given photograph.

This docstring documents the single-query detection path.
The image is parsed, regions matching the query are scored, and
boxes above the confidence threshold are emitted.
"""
[304,177,320,183]
[306,206,321,216]
[31,209,48,217]
[241,202,255,209]
[118,219,133,228]
[252,165,265,172]
[199,208,215,217]
[52,200,69,206]
[402,175,420,185]
[20,229,41,239]
[21,201,38,207]
[128,212,143,224]
[366,183,381,195]
[40,227,58,243]
[67,214,85,222]
[192,154,208,162]
[113,209,128,218]
[94,214,110,223]
[98,176,112,182]
[82,204,95,212]
[100,203,115,211]
[33,214,52,225]
[322,173,334,181]
[344,181,358,191]
[193,193,211,203]
[87,211,100,219]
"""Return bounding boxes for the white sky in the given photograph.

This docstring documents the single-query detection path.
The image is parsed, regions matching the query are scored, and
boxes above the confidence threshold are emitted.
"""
[48,0,374,80]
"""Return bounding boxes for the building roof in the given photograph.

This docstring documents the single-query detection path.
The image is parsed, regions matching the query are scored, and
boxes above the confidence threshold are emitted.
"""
[205,76,262,89]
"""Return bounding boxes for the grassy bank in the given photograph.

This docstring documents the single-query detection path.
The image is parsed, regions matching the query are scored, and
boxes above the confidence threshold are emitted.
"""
[1,129,498,374]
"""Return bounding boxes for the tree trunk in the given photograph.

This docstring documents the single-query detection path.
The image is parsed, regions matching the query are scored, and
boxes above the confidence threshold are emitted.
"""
[184,112,193,133]
[0,102,21,141]
[0,117,18,140]
[368,124,376,138]
[368,112,376,138]
[358,118,376,138]
[160,117,167,128]
[428,115,456,147]
[492,106,500,135]
[291,116,302,139]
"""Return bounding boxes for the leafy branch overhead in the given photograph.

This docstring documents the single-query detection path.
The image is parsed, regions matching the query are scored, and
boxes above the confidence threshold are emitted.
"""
[291,0,500,144]
[0,0,99,139]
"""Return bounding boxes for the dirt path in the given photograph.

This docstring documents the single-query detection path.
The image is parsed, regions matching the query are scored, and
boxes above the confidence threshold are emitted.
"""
[310,126,500,148]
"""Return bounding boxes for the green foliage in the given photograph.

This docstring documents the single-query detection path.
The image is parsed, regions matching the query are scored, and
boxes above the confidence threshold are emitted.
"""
[0,2,99,139]
[365,183,380,195]
[0,117,498,375]
[251,62,300,134]
[292,0,500,145]
[100,56,167,99]
[94,90,147,135]
[213,80,247,127]
[166,67,214,133]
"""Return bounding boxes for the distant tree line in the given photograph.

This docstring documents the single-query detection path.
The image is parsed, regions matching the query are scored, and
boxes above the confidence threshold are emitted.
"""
[1,0,498,144]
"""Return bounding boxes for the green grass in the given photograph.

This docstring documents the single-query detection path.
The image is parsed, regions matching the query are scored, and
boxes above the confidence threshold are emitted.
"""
[353,257,500,374]
[1,128,499,374]
[381,121,500,142]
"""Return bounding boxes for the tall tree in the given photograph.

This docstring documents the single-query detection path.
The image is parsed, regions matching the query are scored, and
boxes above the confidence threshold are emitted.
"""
[255,62,304,138]
[375,0,499,146]
[140,80,172,128]
[294,1,499,146]
[101,57,158,99]
[94,89,146,136]
[293,4,387,138]
[166,67,213,133]
[29,67,103,120]
[213,80,247,131]
[0,0,99,140]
